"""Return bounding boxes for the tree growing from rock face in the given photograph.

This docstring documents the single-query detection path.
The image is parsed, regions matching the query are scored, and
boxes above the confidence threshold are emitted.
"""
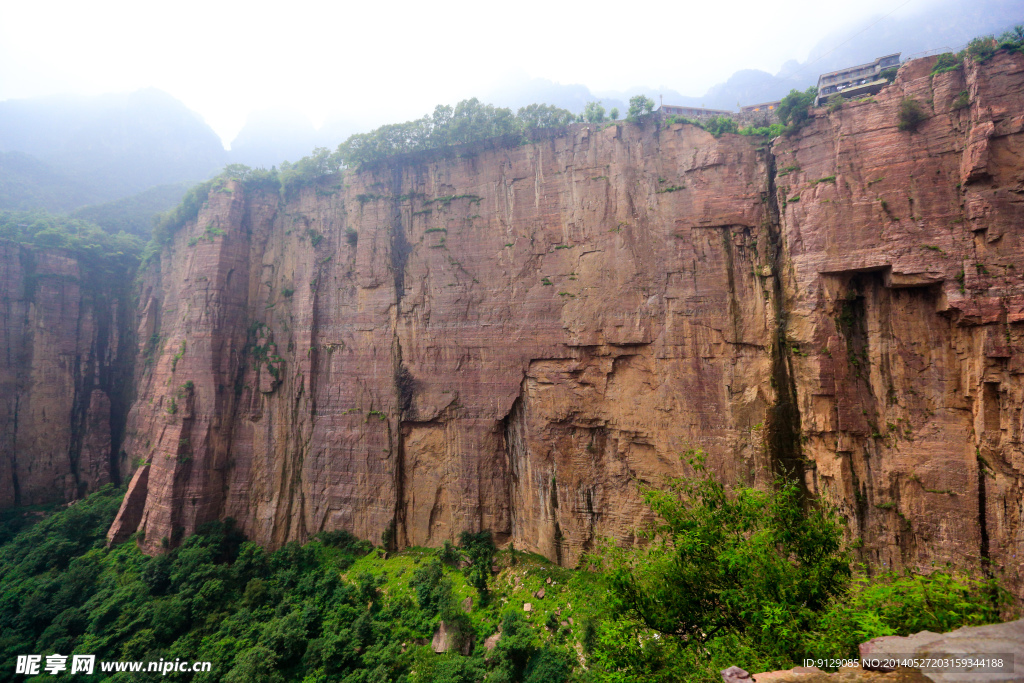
[897,97,927,132]
[627,95,656,121]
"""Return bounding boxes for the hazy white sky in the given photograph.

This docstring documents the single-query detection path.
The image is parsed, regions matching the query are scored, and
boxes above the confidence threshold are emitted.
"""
[1,0,936,145]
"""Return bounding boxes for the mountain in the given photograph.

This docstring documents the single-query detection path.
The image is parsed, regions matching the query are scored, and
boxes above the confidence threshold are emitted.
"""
[70,181,193,238]
[0,151,100,212]
[0,89,226,208]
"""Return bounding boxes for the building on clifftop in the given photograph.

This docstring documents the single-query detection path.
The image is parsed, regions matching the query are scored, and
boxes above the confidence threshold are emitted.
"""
[815,53,901,106]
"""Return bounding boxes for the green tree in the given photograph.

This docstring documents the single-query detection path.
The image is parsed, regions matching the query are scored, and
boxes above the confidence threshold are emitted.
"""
[517,104,575,129]
[583,100,606,123]
[627,95,656,121]
[777,87,817,129]
[609,107,619,120]
[606,452,849,656]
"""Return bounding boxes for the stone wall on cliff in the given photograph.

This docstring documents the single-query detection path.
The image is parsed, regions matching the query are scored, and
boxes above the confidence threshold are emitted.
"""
[0,242,134,507]
[107,51,1024,589]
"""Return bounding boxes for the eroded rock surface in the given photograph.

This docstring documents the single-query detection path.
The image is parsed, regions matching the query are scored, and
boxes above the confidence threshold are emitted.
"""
[99,51,1024,588]
[0,243,133,507]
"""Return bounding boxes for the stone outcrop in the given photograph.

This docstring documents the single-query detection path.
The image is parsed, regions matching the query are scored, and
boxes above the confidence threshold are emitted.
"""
[0,242,134,507]
[94,50,1024,590]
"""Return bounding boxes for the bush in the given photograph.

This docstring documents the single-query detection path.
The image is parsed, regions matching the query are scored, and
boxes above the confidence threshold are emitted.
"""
[952,90,970,110]
[827,94,844,112]
[605,452,848,654]
[740,123,786,138]
[777,87,817,130]
[879,66,899,82]
[593,451,1011,680]
[967,36,997,62]
[702,115,739,137]
[931,52,963,74]
[897,97,927,132]
[998,25,1024,51]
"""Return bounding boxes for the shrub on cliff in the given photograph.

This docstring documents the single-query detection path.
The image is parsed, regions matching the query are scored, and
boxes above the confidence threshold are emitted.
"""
[777,87,817,131]
[897,97,927,132]
[931,52,963,74]
[702,115,740,137]
[998,25,1024,51]
[967,36,998,63]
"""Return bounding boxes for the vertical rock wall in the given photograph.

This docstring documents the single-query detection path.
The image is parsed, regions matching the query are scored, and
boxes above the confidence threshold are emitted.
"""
[778,51,1024,587]
[0,242,133,507]
[100,51,1024,589]
[110,123,783,562]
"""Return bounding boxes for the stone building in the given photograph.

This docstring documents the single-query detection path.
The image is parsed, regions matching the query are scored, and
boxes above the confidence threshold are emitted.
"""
[737,101,782,127]
[658,104,734,120]
[815,53,901,106]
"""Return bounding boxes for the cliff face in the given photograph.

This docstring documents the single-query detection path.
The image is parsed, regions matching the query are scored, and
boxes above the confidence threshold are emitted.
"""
[0,243,133,507]
[779,52,1024,582]
[106,52,1024,585]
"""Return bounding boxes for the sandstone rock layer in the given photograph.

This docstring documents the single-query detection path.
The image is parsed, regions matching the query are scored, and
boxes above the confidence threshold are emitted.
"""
[103,53,1024,589]
[0,243,134,506]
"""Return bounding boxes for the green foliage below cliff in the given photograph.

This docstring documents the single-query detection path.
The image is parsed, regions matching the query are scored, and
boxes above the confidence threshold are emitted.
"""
[0,461,1010,683]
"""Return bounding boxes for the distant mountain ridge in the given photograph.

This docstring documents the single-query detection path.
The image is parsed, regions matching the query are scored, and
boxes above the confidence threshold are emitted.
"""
[0,88,226,206]
[0,0,1019,214]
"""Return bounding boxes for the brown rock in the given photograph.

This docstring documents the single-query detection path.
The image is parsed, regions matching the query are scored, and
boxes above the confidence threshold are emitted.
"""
[94,52,1024,597]
[0,243,132,508]
[860,618,1024,681]
[432,620,469,654]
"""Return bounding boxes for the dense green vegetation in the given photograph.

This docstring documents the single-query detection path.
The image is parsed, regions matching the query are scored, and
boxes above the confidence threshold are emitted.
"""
[0,451,1010,683]
[334,99,576,170]
[0,152,101,213]
[931,26,1023,76]
[0,210,143,287]
[776,87,817,130]
[70,182,193,239]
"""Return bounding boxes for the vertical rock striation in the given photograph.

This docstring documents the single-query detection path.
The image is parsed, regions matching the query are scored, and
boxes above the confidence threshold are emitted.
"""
[95,51,1024,588]
[0,242,134,507]
[778,51,1024,587]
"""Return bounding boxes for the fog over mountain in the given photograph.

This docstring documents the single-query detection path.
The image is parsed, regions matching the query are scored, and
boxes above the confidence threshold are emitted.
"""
[0,0,1018,216]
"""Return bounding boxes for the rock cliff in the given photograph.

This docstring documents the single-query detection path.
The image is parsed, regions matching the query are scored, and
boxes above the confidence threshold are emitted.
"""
[0,242,134,507]
[60,52,1024,586]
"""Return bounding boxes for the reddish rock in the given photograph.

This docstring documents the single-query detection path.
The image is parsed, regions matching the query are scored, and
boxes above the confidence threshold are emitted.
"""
[97,51,1024,596]
[0,243,132,508]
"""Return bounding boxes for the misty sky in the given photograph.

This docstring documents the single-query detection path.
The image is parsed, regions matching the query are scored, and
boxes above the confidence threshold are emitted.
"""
[1,0,945,146]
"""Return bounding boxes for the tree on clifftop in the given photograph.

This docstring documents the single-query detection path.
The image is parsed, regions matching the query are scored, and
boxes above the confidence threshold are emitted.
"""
[627,95,656,121]
[777,87,817,129]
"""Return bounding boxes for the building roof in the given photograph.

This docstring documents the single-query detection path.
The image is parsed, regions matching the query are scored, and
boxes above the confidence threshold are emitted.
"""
[818,53,900,81]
